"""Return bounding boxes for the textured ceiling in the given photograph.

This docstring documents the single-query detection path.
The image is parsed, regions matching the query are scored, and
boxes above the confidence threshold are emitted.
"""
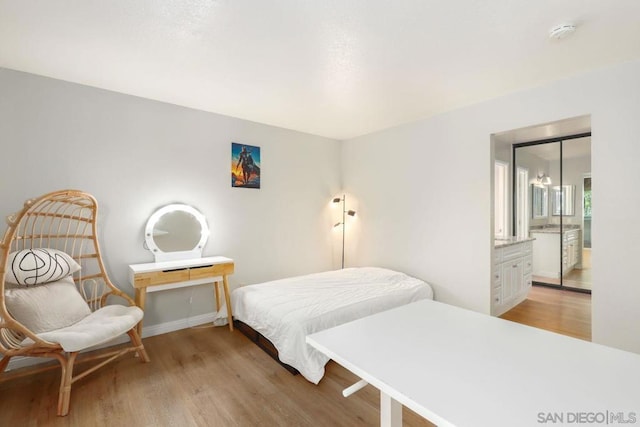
[1,1,639,140]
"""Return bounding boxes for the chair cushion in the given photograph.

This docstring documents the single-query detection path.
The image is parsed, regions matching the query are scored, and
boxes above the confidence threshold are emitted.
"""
[28,305,143,352]
[5,276,91,333]
[6,248,81,286]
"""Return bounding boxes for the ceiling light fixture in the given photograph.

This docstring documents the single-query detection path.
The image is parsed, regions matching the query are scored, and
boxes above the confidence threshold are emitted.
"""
[549,23,576,40]
[537,173,552,186]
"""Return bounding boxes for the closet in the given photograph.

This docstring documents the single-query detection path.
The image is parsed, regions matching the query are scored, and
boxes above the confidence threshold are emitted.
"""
[512,134,592,292]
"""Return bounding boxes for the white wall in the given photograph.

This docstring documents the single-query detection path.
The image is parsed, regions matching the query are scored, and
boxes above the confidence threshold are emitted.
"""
[0,68,342,328]
[342,59,640,353]
[2,61,639,354]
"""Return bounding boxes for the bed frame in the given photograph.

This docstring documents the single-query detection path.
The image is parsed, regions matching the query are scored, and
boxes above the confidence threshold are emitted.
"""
[233,320,299,375]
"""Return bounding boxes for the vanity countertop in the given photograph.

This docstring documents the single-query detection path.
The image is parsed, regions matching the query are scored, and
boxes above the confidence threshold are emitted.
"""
[494,236,535,248]
[529,225,581,234]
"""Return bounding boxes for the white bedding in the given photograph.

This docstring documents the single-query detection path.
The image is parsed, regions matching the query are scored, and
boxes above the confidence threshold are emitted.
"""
[214,267,433,383]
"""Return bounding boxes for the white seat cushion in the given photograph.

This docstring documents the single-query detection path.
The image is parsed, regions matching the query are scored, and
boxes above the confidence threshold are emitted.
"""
[5,276,92,333]
[24,305,143,352]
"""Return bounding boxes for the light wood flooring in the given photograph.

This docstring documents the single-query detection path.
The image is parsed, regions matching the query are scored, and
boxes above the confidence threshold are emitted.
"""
[500,285,591,341]
[0,325,434,427]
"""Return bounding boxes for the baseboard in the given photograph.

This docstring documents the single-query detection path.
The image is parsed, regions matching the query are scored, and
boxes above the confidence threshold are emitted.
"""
[534,270,560,279]
[5,311,216,372]
[139,311,216,338]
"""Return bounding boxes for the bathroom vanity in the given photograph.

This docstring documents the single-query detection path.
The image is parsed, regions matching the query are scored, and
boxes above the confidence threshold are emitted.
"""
[529,226,581,279]
[492,238,534,316]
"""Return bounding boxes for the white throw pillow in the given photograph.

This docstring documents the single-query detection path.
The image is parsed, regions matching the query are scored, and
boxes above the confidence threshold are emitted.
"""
[6,248,81,286]
[4,276,91,333]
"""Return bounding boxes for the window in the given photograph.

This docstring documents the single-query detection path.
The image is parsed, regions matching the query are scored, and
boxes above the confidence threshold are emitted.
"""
[516,167,529,239]
[583,177,592,218]
[494,161,509,238]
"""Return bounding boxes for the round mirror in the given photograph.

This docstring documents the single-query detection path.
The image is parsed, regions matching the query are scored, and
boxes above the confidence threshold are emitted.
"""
[145,204,209,262]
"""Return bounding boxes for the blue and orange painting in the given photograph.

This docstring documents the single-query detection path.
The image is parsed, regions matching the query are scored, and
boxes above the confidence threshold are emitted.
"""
[231,142,261,189]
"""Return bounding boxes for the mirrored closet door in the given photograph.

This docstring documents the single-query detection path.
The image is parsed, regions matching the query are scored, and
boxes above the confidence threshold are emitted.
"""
[513,134,592,293]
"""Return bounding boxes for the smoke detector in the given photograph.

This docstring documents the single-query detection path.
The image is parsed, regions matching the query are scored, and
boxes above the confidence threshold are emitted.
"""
[549,23,576,40]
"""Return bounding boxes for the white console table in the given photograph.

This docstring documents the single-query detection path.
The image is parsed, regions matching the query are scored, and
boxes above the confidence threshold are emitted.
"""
[129,256,235,333]
[307,299,640,427]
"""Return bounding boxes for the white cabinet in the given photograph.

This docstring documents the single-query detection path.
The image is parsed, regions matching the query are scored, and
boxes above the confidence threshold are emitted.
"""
[531,229,581,278]
[531,232,561,278]
[492,240,532,316]
[563,229,581,273]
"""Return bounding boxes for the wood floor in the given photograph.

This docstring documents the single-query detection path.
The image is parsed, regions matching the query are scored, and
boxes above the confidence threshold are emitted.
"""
[0,325,433,426]
[500,285,591,341]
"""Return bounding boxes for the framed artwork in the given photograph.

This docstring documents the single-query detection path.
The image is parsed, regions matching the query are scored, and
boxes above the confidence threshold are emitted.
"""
[231,142,261,189]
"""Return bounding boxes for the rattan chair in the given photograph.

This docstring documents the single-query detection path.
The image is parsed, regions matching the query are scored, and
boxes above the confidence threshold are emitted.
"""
[0,189,149,416]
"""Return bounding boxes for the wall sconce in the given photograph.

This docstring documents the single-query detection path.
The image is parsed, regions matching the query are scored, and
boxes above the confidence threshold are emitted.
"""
[332,194,356,269]
[537,173,552,186]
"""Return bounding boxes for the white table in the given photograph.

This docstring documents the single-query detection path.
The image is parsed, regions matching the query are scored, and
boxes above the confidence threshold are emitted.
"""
[306,299,640,427]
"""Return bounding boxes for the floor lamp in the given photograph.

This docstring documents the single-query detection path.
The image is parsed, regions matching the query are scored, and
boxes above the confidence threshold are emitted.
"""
[332,194,356,269]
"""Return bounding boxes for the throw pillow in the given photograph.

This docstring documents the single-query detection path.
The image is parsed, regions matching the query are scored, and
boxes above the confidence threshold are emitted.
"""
[6,248,81,286]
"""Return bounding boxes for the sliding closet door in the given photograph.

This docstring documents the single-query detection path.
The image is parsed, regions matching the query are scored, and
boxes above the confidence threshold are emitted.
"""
[513,135,591,292]
[559,137,592,291]
[515,141,561,286]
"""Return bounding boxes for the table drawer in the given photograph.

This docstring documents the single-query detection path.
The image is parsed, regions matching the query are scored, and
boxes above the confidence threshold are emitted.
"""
[190,263,234,280]
[134,268,190,287]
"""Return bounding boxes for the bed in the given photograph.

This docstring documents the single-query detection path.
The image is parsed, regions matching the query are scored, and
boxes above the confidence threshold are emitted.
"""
[213,267,433,384]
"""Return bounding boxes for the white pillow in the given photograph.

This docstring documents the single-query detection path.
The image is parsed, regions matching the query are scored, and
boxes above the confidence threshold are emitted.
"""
[6,248,81,286]
[4,276,91,333]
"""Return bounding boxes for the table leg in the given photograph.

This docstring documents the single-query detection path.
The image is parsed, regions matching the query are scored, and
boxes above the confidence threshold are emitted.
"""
[380,391,402,427]
[222,275,233,331]
[214,281,221,312]
[135,287,147,337]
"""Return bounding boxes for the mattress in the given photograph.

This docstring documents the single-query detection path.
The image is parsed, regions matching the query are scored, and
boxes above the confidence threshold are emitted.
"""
[214,267,433,383]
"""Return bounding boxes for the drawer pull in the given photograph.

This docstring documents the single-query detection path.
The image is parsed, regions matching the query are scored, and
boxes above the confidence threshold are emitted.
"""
[190,264,214,270]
